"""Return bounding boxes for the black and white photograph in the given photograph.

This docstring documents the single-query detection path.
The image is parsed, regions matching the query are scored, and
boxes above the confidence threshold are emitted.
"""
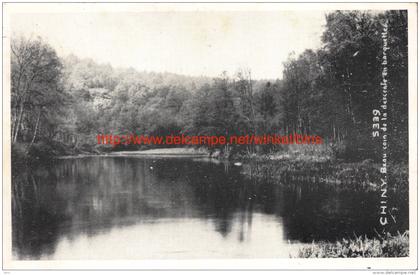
[2,2,418,271]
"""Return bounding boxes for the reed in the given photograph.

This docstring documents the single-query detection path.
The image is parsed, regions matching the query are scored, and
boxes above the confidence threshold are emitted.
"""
[295,231,409,258]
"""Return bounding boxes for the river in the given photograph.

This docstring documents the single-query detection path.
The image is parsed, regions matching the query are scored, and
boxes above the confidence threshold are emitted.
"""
[12,156,408,259]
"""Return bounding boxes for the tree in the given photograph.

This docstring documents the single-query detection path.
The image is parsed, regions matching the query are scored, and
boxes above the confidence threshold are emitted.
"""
[11,36,64,146]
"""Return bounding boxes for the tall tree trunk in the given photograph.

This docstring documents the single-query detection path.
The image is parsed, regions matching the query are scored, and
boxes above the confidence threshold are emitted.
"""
[13,102,25,143]
[11,110,16,141]
[28,110,41,151]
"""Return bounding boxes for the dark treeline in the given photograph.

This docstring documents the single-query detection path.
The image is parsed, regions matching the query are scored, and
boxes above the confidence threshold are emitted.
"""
[11,10,408,162]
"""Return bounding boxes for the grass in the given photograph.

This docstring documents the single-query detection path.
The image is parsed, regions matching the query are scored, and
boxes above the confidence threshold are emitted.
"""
[241,156,408,191]
[295,231,409,258]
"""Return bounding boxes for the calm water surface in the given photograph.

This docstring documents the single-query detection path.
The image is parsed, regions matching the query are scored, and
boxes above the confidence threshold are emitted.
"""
[12,157,408,259]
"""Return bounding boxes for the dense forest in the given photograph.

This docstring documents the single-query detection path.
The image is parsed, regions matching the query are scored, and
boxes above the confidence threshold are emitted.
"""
[11,10,408,163]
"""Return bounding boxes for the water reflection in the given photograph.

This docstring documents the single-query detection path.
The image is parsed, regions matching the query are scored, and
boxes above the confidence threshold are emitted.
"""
[12,157,408,259]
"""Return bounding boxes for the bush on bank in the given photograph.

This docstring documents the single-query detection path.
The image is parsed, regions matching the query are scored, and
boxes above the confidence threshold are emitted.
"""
[296,231,409,258]
[12,141,90,164]
[241,155,408,191]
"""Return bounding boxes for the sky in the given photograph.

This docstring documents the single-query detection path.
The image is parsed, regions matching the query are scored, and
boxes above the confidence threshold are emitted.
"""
[9,9,327,79]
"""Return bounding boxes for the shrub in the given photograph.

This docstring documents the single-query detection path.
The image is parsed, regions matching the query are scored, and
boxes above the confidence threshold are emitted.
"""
[296,231,409,258]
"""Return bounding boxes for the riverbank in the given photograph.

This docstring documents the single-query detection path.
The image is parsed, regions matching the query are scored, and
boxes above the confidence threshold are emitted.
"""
[12,141,211,163]
[295,231,409,258]
[12,141,76,164]
[240,156,408,191]
[55,148,210,159]
[109,147,209,156]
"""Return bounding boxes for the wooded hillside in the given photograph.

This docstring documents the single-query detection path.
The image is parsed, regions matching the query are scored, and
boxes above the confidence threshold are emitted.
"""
[11,10,408,162]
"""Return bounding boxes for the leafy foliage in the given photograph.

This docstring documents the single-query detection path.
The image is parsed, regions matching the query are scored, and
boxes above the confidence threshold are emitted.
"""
[11,11,408,163]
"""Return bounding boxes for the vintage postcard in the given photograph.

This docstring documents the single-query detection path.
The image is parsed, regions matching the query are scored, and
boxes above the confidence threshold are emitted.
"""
[2,2,418,271]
